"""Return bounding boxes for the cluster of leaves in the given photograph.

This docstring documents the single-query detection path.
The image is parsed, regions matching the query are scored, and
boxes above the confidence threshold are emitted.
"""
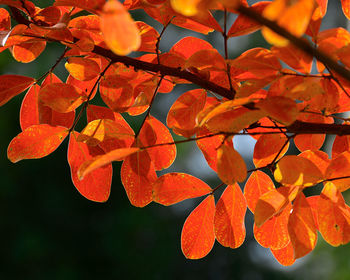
[2,0,350,266]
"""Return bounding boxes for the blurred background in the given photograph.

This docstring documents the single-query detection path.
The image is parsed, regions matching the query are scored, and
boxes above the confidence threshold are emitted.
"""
[0,0,350,279]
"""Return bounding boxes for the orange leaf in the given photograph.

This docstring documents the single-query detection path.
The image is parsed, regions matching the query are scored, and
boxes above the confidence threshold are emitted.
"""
[298,150,330,176]
[7,124,68,163]
[78,147,140,179]
[99,75,134,112]
[325,151,350,192]
[253,134,289,168]
[138,115,176,171]
[11,41,46,63]
[228,1,269,37]
[262,0,315,46]
[317,182,350,246]
[217,142,247,185]
[100,0,140,55]
[120,150,157,207]
[196,127,225,172]
[68,132,113,202]
[274,155,323,187]
[332,135,350,159]
[167,89,206,137]
[254,203,291,250]
[54,0,105,14]
[271,241,295,266]
[256,96,299,125]
[181,195,215,259]
[342,0,350,20]
[65,57,100,81]
[244,171,275,213]
[214,184,247,249]
[288,193,317,259]
[169,36,213,59]
[39,83,86,113]
[254,185,299,227]
[136,21,159,53]
[152,173,212,206]
[20,81,75,130]
[77,119,134,146]
[0,74,35,106]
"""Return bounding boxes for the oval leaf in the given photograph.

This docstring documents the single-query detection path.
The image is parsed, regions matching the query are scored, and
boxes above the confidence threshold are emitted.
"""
[0,74,35,106]
[7,124,68,163]
[181,195,215,259]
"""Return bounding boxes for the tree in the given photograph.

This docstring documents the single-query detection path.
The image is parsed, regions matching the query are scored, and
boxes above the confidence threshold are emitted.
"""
[1,0,350,266]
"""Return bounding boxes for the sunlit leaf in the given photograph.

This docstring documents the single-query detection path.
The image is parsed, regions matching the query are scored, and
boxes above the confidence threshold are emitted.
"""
[100,0,140,55]
[254,203,291,250]
[325,151,350,192]
[271,241,295,266]
[0,74,35,106]
[217,142,247,185]
[7,124,68,163]
[181,195,215,259]
[152,173,212,206]
[78,147,139,179]
[274,155,323,186]
[39,83,86,113]
[65,57,100,81]
[244,171,275,213]
[253,134,289,168]
[121,150,157,207]
[214,184,247,249]
[11,41,46,63]
[317,182,350,246]
[68,132,112,202]
[288,193,317,259]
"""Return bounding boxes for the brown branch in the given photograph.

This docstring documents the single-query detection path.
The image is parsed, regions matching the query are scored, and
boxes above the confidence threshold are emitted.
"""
[287,120,350,135]
[92,45,235,100]
[236,5,350,83]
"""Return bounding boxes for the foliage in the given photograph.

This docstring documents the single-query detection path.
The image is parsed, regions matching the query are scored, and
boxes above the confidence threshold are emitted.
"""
[1,0,350,266]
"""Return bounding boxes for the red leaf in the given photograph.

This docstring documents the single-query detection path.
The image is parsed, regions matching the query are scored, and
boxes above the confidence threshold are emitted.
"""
[181,195,215,259]
[68,132,113,202]
[7,124,68,163]
[0,74,35,106]
[152,173,212,206]
[11,41,46,63]
[65,57,100,81]
[214,184,247,249]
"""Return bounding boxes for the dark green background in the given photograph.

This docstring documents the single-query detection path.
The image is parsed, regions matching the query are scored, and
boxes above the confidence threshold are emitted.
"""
[0,1,350,279]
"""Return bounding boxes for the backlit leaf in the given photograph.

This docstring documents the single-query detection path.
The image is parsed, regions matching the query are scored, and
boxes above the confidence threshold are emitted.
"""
[274,155,323,186]
[11,41,46,63]
[217,142,247,185]
[256,96,299,125]
[244,171,275,213]
[341,0,350,20]
[214,184,247,249]
[325,151,350,192]
[271,241,295,266]
[317,182,350,246]
[68,132,113,202]
[78,147,139,179]
[253,134,289,168]
[100,0,140,56]
[121,150,157,207]
[65,57,100,81]
[254,203,291,250]
[181,195,215,259]
[7,124,68,163]
[254,185,299,227]
[288,193,317,259]
[138,115,176,171]
[0,74,35,106]
[39,83,86,113]
[152,173,212,206]
[167,89,206,137]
